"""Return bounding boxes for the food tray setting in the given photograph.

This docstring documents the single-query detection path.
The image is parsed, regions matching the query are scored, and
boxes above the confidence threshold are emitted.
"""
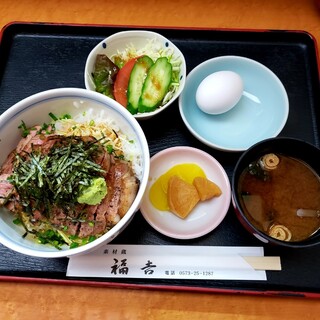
[0,22,319,296]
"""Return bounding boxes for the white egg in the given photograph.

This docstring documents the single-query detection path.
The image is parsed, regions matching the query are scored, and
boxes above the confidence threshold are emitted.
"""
[195,71,244,115]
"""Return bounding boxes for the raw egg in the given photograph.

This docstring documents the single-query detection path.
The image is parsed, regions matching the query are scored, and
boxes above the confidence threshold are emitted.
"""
[149,163,206,211]
[195,70,244,114]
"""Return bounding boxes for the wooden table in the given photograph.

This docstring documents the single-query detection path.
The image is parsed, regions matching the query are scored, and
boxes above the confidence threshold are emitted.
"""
[0,0,320,318]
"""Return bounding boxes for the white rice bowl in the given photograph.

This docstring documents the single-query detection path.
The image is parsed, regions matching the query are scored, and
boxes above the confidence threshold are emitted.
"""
[0,88,150,258]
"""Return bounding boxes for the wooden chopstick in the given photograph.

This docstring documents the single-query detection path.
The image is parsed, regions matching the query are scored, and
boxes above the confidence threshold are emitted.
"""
[243,256,281,271]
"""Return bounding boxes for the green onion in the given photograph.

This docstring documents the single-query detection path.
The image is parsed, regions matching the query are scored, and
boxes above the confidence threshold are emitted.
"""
[70,242,79,249]
[61,114,71,119]
[36,229,66,250]
[18,121,30,138]
[106,145,114,154]
[13,218,22,225]
[49,112,58,121]
[88,235,96,242]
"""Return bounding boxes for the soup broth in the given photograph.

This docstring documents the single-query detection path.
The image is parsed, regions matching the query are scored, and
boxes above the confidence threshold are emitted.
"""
[238,153,320,242]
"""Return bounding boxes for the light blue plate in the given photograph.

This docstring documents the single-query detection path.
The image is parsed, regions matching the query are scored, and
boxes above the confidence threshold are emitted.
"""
[179,56,289,152]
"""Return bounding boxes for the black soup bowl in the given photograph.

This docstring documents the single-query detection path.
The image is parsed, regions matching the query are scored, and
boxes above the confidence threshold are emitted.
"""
[232,137,320,248]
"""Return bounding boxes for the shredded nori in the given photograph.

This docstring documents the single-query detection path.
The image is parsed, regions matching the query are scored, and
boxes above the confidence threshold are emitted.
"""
[8,136,106,218]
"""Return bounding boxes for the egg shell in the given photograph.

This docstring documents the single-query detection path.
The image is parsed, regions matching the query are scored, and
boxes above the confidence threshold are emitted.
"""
[195,71,244,115]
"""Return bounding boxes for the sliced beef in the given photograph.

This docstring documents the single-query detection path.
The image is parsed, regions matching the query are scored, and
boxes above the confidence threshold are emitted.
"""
[16,126,46,154]
[0,130,139,240]
[33,135,61,154]
[0,174,14,206]
[118,167,139,218]
[49,205,80,236]
[78,157,139,238]
[78,204,97,238]
[0,151,15,175]
[96,151,111,176]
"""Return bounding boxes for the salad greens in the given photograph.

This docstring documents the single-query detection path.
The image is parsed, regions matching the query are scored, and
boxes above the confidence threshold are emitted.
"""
[92,38,182,114]
[92,54,119,99]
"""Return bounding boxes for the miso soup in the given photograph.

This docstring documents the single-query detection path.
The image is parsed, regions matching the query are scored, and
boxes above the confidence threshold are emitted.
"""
[238,153,320,242]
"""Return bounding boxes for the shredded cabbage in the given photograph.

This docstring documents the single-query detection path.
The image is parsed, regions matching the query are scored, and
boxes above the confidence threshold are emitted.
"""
[111,38,182,106]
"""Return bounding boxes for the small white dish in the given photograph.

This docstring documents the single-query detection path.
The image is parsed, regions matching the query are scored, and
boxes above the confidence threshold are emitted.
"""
[84,30,186,120]
[179,56,289,152]
[140,146,231,239]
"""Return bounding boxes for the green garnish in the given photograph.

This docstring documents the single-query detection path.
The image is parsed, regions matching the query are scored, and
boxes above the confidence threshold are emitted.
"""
[36,229,66,250]
[88,235,96,242]
[106,145,114,154]
[49,112,58,121]
[49,113,71,121]
[18,121,30,138]
[61,114,72,119]
[13,218,22,225]
[70,242,79,249]
[69,235,78,241]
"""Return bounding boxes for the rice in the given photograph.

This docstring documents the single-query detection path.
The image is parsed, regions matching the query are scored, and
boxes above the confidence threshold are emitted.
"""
[54,108,143,180]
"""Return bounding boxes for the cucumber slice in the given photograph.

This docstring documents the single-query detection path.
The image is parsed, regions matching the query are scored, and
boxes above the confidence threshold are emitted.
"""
[127,55,153,114]
[138,57,172,113]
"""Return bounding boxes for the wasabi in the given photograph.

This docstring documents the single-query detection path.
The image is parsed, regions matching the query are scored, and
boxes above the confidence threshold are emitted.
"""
[77,177,108,205]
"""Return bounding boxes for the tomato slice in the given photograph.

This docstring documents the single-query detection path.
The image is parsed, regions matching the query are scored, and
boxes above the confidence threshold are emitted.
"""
[113,57,139,107]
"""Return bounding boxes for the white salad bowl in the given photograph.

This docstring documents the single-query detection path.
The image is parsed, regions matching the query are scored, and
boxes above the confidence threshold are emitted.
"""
[0,88,150,258]
[84,30,186,120]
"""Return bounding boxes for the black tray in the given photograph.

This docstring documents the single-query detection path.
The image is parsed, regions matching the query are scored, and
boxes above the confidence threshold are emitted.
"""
[0,22,320,297]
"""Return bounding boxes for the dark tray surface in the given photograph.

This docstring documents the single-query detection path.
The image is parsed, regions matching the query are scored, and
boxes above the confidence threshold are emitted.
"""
[0,22,319,296]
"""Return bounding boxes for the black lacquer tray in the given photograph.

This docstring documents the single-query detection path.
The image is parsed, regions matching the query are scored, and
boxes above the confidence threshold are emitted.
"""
[0,22,319,297]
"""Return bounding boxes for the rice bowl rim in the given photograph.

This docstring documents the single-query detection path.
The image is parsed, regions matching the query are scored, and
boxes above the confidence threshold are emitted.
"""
[0,87,150,258]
